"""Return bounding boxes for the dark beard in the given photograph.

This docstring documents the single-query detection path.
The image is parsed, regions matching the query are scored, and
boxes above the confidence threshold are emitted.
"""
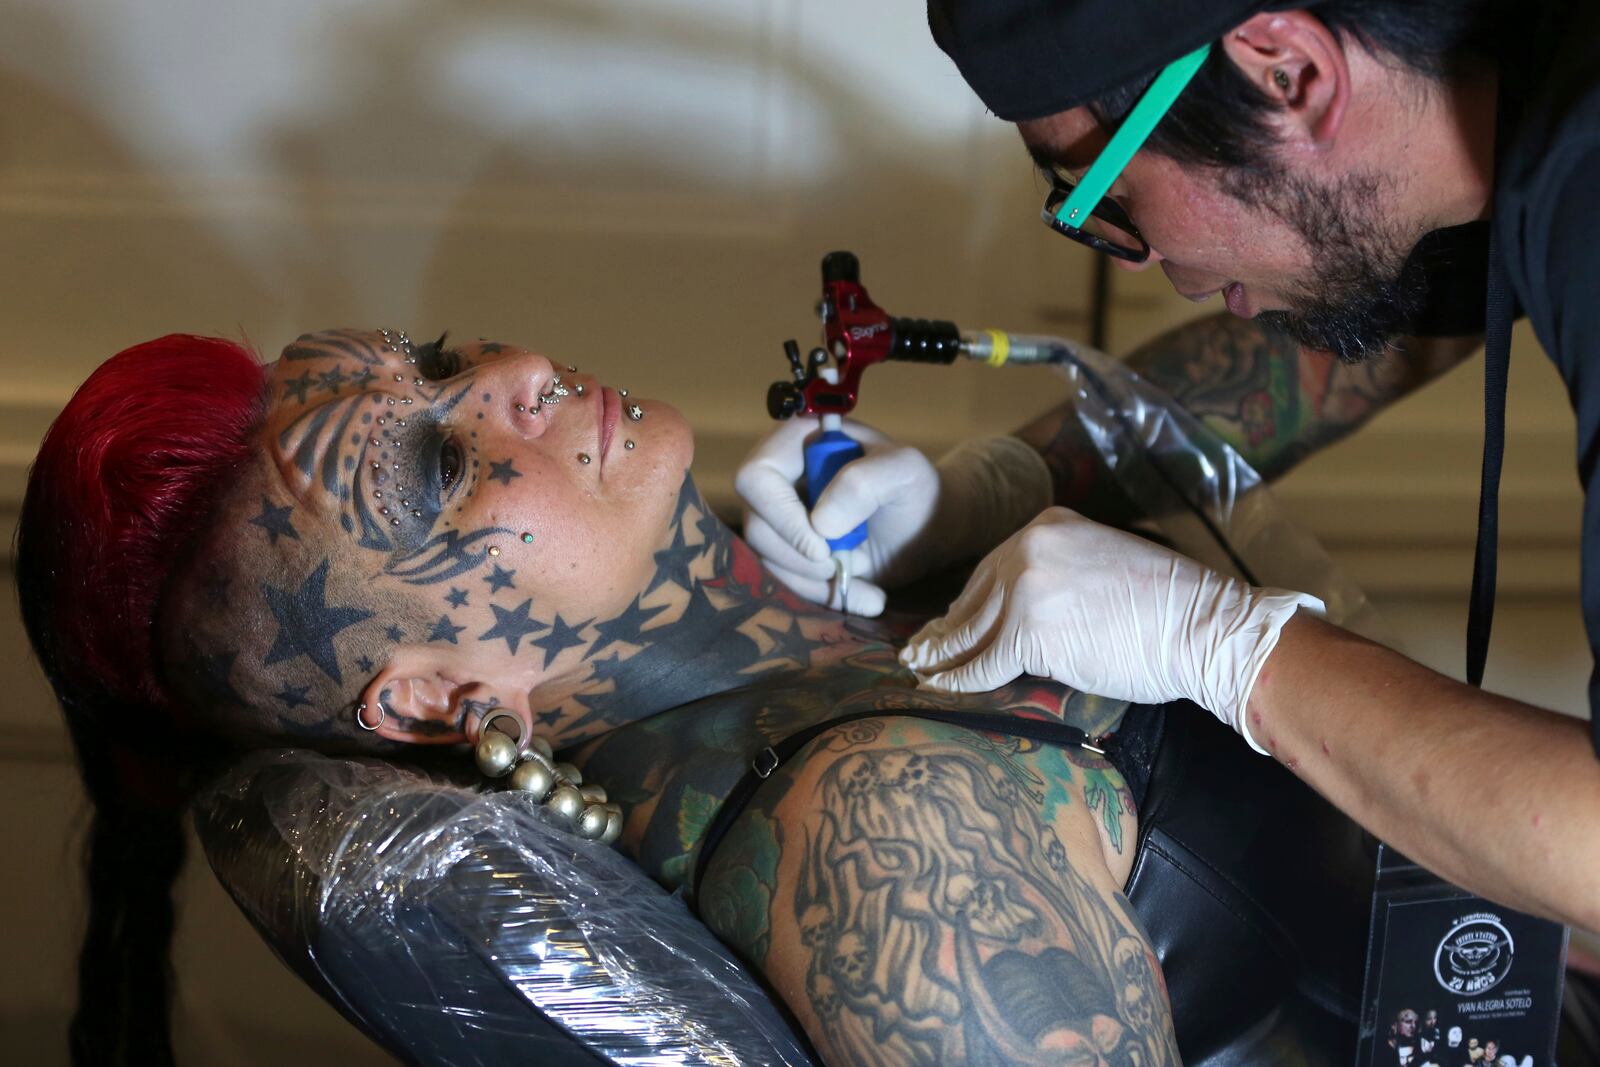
[1229,169,1427,364]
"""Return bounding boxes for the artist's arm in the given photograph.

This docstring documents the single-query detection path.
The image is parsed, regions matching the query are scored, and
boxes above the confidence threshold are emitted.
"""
[1016,313,1480,517]
[1250,616,1600,933]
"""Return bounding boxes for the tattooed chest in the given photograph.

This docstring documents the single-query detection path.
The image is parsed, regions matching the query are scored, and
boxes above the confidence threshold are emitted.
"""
[569,663,1132,889]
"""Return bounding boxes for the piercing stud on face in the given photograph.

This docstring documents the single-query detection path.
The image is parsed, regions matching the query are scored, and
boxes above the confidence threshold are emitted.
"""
[624,439,635,450]
[566,364,577,372]
[618,388,628,397]
[521,532,535,544]
[515,403,526,412]
[489,546,501,556]
[626,403,643,421]
[578,452,592,465]
[574,383,585,396]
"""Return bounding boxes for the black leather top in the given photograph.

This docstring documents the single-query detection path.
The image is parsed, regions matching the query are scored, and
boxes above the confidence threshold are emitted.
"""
[1125,702,1375,1066]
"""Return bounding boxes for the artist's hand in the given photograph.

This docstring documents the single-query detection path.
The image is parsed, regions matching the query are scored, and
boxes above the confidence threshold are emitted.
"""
[737,419,1052,616]
[900,507,1322,750]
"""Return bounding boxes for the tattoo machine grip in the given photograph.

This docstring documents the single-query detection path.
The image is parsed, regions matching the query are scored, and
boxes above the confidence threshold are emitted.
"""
[803,426,868,552]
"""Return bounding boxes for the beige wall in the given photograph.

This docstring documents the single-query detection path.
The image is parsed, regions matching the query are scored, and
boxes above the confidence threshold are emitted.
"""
[0,0,1588,1061]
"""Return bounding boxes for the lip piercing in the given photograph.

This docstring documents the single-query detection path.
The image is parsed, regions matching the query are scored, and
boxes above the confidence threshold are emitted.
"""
[577,452,592,465]
[566,364,577,372]
[356,702,387,731]
[574,383,585,396]
[618,388,628,397]
[626,404,643,421]
[624,440,635,450]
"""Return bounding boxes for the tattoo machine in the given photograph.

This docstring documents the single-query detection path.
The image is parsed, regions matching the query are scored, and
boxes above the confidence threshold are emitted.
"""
[768,251,1071,607]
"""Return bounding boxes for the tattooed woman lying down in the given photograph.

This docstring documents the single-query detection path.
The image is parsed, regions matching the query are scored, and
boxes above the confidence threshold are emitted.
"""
[21,329,1176,1066]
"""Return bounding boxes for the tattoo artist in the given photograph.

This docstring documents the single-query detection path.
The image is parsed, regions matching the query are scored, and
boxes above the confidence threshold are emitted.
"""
[737,0,1600,934]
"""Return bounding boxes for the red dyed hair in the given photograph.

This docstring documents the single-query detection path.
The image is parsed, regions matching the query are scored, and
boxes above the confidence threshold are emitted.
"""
[18,334,268,721]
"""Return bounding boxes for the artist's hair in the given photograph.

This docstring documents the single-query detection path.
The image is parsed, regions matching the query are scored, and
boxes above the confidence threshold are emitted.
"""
[14,335,268,1066]
[1091,0,1511,173]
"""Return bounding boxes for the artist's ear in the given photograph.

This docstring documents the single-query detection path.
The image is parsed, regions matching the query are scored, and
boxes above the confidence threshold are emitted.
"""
[359,650,530,747]
[1221,11,1350,151]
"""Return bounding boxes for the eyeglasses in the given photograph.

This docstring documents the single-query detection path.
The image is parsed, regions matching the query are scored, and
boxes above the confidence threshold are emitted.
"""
[1041,43,1212,262]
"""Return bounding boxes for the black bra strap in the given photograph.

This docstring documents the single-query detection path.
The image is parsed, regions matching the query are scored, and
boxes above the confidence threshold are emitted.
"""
[690,708,1095,908]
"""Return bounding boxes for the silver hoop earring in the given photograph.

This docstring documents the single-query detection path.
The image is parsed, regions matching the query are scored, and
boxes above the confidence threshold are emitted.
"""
[355,701,386,731]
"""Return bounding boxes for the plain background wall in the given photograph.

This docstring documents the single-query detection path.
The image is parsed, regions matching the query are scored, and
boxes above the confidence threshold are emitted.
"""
[0,1,1589,1062]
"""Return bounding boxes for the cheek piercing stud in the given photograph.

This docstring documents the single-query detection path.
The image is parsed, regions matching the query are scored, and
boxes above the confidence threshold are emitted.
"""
[489,546,501,557]
[624,440,635,450]
[626,404,643,421]
[515,403,526,412]
[577,452,592,465]
[521,532,535,544]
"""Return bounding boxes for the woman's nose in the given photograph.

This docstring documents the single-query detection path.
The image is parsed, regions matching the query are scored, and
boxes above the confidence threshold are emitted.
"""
[468,347,561,424]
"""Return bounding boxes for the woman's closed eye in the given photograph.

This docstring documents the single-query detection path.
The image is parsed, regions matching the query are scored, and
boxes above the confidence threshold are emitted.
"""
[414,332,462,380]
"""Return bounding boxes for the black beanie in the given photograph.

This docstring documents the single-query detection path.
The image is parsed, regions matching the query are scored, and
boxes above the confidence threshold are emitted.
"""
[927,0,1274,120]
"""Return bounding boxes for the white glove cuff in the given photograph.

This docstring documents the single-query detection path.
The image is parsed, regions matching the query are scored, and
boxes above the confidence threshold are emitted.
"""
[1213,589,1325,755]
[934,435,1053,566]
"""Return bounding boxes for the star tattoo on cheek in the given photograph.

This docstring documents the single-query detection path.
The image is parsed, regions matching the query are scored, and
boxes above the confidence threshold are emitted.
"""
[446,587,470,608]
[486,459,522,487]
[249,496,299,546]
[480,598,548,654]
[484,564,517,593]
[428,614,466,644]
[261,559,375,685]
[528,613,590,668]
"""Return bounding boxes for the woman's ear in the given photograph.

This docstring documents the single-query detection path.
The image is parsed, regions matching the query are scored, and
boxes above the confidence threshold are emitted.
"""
[1222,10,1351,151]
[358,649,530,748]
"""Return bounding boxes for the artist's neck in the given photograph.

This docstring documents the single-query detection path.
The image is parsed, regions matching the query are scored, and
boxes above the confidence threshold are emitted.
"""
[536,475,898,743]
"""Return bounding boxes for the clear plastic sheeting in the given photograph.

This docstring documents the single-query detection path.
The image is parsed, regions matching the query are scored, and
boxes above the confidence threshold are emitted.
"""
[1011,333,1379,640]
[193,749,816,1067]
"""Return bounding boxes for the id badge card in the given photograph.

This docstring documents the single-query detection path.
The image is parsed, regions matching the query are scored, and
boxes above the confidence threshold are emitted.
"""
[1357,844,1568,1067]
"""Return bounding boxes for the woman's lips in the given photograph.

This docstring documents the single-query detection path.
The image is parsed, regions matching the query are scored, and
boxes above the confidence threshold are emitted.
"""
[599,385,620,463]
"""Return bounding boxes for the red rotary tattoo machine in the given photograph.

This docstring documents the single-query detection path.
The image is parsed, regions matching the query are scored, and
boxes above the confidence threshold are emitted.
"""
[768,251,1070,601]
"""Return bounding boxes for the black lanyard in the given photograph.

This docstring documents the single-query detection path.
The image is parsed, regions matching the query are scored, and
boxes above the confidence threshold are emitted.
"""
[1465,228,1513,688]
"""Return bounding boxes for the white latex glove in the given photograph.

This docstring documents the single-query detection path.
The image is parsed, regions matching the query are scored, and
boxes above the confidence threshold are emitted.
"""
[735,417,1051,617]
[899,507,1324,752]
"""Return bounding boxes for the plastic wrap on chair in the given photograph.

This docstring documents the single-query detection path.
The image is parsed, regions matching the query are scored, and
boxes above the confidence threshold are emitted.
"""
[194,749,816,1067]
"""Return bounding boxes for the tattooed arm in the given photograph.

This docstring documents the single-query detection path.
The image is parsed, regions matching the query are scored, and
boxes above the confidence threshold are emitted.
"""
[699,716,1171,1067]
[1016,313,1480,519]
